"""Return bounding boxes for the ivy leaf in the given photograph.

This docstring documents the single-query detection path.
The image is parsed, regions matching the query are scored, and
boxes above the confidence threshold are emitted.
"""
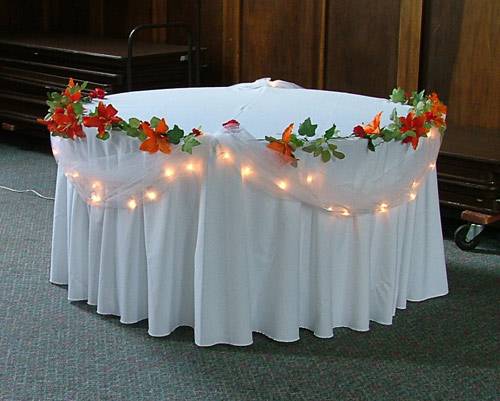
[80,81,88,90]
[302,144,316,153]
[97,131,110,141]
[181,135,201,154]
[390,108,398,121]
[298,117,317,137]
[321,149,331,162]
[402,130,416,138]
[332,150,345,159]
[72,102,83,116]
[168,124,184,144]
[390,88,406,104]
[328,143,338,152]
[289,134,304,149]
[324,124,338,139]
[129,118,141,129]
[150,116,161,128]
[367,139,376,152]
[265,135,278,143]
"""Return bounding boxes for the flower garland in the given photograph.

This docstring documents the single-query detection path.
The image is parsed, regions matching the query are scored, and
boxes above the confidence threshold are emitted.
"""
[39,79,447,164]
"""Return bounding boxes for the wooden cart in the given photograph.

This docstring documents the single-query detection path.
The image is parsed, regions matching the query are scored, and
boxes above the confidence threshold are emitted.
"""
[437,125,500,250]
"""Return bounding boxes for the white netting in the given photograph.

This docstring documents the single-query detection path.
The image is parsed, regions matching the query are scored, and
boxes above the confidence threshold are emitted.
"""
[51,124,441,215]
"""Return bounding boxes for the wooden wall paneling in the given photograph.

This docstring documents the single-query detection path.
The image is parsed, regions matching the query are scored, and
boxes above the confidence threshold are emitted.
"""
[325,0,401,97]
[396,0,423,92]
[151,0,168,42]
[238,0,325,88]
[222,0,242,84]
[197,0,224,85]
[88,0,105,36]
[420,0,500,130]
[447,0,500,129]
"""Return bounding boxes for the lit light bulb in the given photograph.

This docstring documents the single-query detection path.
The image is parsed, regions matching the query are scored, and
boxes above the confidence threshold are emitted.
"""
[145,190,158,201]
[409,192,417,201]
[306,175,313,184]
[220,151,232,162]
[326,206,333,212]
[186,163,195,172]
[52,148,59,156]
[127,198,137,210]
[241,166,253,178]
[341,209,350,216]
[429,163,436,170]
[378,203,388,213]
[276,180,288,190]
[90,192,101,204]
[411,181,419,190]
[91,181,102,190]
[164,167,175,179]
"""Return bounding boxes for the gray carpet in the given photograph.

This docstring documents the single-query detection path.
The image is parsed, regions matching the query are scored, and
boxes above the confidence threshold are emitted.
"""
[0,134,499,401]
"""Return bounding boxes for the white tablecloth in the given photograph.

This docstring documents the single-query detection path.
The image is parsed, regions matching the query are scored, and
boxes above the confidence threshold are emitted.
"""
[50,79,448,346]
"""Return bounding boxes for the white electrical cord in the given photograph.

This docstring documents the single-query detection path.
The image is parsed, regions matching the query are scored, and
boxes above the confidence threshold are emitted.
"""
[0,185,55,201]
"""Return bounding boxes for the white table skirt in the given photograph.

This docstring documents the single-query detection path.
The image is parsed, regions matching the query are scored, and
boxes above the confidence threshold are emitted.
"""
[50,80,448,346]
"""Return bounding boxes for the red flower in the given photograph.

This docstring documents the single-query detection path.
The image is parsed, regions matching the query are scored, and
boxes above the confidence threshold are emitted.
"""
[89,88,106,99]
[400,112,428,150]
[267,123,297,164]
[222,119,240,129]
[353,125,366,138]
[191,128,203,137]
[38,104,84,139]
[82,102,122,139]
[64,78,82,102]
[139,119,171,154]
[424,111,446,129]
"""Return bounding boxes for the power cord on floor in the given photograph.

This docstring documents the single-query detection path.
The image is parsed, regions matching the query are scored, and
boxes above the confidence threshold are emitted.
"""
[0,185,55,201]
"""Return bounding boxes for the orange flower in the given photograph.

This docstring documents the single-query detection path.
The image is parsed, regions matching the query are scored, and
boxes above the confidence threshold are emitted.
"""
[362,111,382,135]
[139,119,172,154]
[400,112,428,150]
[267,123,297,164]
[429,92,447,116]
[64,78,82,102]
[82,101,122,139]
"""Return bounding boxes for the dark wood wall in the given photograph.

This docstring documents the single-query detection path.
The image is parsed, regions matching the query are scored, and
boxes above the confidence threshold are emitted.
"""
[1,0,498,135]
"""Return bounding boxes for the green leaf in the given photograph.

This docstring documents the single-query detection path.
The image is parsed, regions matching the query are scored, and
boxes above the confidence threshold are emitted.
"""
[97,131,110,140]
[367,139,376,152]
[298,117,317,137]
[328,143,338,152]
[321,149,331,162]
[181,135,201,154]
[289,134,304,149]
[168,124,184,144]
[265,135,278,143]
[390,88,406,104]
[313,148,321,157]
[332,150,345,159]
[129,118,141,129]
[324,124,338,139]
[390,108,398,121]
[150,116,161,128]
[80,81,88,90]
[72,102,83,116]
[402,130,416,138]
[302,144,316,153]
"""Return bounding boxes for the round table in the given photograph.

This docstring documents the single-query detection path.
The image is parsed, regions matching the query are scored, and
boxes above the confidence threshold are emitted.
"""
[50,79,448,346]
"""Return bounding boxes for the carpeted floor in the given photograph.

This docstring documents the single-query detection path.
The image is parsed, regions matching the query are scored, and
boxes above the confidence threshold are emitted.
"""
[0,134,499,401]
